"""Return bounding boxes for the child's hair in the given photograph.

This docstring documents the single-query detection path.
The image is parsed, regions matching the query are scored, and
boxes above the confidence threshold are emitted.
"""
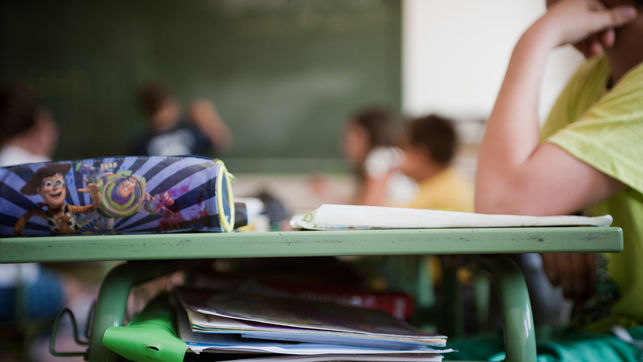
[138,82,174,117]
[350,106,398,150]
[597,0,643,7]
[406,114,457,165]
[0,84,41,147]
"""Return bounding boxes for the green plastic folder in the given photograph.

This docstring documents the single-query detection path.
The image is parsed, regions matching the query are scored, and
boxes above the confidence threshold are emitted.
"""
[102,295,187,362]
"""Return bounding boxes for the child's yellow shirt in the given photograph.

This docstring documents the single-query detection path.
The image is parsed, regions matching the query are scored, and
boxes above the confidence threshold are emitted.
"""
[542,55,643,328]
[402,167,473,212]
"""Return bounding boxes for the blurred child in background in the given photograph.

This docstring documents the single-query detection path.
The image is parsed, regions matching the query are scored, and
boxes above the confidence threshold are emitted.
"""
[340,106,416,206]
[397,115,474,308]
[0,83,65,324]
[131,82,232,157]
[0,84,58,166]
[399,115,473,212]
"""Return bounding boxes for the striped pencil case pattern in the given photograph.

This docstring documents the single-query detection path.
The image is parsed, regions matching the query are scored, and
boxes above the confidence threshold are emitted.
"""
[0,156,234,236]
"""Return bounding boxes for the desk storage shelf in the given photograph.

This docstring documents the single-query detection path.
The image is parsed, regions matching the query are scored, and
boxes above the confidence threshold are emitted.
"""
[0,227,623,362]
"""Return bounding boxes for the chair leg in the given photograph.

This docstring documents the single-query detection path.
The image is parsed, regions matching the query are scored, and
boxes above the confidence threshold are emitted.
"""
[486,256,537,362]
[86,261,185,362]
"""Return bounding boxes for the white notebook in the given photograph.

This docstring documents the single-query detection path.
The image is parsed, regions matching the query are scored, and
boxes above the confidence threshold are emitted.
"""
[290,204,612,231]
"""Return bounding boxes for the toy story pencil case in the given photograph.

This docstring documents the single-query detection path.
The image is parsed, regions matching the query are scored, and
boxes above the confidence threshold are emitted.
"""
[0,156,235,236]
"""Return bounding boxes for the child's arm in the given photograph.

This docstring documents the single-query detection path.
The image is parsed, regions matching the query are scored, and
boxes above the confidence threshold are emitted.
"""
[356,172,393,206]
[189,99,233,152]
[475,0,636,216]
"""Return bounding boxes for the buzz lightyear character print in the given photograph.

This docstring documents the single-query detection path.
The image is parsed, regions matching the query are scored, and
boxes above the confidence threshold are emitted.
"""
[75,163,176,231]
[14,163,100,235]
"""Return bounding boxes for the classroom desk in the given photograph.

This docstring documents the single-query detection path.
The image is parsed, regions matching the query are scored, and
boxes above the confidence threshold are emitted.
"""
[0,227,623,362]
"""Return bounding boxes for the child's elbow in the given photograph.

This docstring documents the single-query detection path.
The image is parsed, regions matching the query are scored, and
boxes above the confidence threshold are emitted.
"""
[474,177,528,214]
[474,191,507,214]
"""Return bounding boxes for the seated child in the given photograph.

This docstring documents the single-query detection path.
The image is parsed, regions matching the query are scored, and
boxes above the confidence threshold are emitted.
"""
[340,106,416,206]
[453,0,643,360]
[399,115,473,212]
[0,84,64,323]
[0,84,57,166]
[131,82,232,157]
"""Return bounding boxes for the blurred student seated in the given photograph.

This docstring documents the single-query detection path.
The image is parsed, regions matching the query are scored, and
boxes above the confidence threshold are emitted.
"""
[398,115,473,212]
[131,82,232,157]
[0,84,57,166]
[397,115,474,313]
[340,106,416,206]
[0,84,65,323]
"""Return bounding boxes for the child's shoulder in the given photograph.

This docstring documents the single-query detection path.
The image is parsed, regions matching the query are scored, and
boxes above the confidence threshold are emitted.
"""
[567,55,610,93]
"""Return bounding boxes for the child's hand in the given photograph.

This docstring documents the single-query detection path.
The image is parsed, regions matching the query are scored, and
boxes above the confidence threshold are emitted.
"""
[541,252,596,302]
[307,172,332,197]
[189,99,218,126]
[188,98,233,150]
[540,0,636,49]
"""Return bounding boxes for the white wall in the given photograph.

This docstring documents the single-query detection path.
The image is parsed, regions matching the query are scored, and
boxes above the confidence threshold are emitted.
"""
[403,0,584,123]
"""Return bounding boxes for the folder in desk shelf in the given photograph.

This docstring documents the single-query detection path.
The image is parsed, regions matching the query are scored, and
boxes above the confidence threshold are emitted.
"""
[290,204,613,230]
[178,312,448,360]
[0,156,235,236]
[176,287,447,348]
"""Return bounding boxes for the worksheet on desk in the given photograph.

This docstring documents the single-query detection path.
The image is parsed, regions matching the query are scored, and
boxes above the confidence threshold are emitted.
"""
[290,204,612,230]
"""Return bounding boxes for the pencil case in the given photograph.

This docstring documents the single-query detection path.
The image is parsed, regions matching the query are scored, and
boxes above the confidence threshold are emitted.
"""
[0,156,235,236]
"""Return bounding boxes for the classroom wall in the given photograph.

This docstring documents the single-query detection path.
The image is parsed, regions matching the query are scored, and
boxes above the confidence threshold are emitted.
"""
[0,0,401,173]
[403,0,585,122]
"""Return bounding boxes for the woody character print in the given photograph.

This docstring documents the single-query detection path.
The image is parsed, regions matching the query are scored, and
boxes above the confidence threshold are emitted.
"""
[14,163,100,235]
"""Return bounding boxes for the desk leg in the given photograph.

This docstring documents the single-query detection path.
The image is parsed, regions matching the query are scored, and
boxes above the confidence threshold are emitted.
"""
[87,261,184,362]
[443,264,464,338]
[488,257,536,362]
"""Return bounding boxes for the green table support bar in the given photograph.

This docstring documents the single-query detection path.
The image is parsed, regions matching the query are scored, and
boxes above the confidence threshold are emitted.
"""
[444,265,464,338]
[0,228,623,263]
[487,257,536,362]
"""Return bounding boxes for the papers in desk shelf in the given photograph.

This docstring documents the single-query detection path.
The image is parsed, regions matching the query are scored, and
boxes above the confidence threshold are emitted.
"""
[215,356,447,362]
[175,287,453,360]
[216,356,446,361]
[179,312,447,359]
[177,287,446,347]
[290,204,612,230]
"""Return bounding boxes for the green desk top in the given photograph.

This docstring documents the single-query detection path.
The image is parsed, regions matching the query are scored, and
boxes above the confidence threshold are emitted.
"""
[0,227,623,264]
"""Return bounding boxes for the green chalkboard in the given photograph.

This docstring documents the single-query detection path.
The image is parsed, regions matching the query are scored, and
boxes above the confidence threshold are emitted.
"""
[0,0,401,172]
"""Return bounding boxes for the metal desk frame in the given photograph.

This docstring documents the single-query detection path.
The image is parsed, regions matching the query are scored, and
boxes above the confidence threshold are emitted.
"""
[0,227,623,362]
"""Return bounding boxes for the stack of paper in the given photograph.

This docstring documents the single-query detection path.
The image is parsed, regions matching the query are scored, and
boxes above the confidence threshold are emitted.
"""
[290,204,612,230]
[175,288,453,361]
